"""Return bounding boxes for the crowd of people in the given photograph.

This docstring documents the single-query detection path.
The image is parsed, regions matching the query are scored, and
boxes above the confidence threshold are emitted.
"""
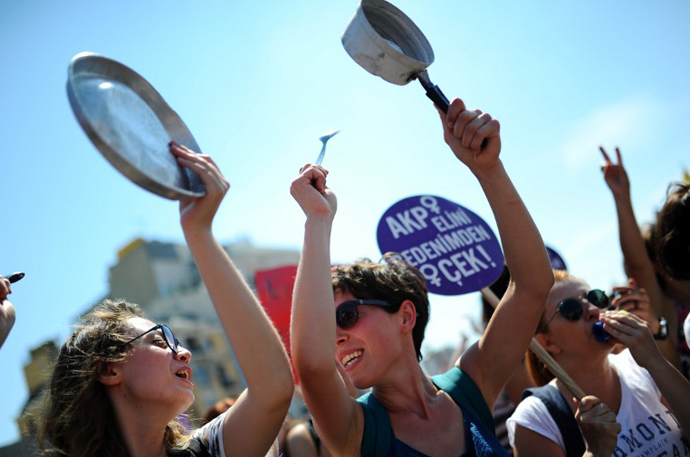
[1,97,689,457]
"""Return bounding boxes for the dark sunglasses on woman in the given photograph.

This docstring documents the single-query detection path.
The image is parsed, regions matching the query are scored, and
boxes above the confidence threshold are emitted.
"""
[336,299,394,329]
[544,289,609,330]
[121,324,180,354]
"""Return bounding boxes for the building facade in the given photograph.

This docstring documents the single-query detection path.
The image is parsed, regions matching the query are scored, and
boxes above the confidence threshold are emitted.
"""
[12,237,300,445]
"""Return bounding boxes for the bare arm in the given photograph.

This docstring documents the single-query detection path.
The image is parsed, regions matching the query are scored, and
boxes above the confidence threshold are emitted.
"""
[513,426,566,457]
[601,310,690,438]
[610,281,680,369]
[599,146,678,344]
[0,276,15,350]
[503,362,534,406]
[289,165,363,455]
[172,144,293,457]
[438,99,553,407]
[285,423,320,457]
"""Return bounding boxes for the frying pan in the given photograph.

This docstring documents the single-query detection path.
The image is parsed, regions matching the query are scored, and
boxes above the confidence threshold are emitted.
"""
[342,0,450,112]
[67,52,206,200]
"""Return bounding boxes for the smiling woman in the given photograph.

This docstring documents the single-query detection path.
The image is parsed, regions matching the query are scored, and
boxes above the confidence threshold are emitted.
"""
[289,97,555,457]
[36,143,294,457]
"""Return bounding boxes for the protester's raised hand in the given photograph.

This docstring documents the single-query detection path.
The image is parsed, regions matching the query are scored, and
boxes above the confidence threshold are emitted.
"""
[575,395,621,457]
[600,309,660,368]
[599,146,630,198]
[611,278,658,329]
[290,164,337,221]
[0,275,16,350]
[170,142,230,233]
[438,98,501,174]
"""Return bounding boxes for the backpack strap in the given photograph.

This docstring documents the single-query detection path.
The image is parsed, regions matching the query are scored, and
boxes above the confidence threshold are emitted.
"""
[522,385,585,457]
[356,392,393,457]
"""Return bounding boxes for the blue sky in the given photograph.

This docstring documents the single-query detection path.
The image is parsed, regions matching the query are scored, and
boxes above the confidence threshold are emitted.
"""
[2,0,689,446]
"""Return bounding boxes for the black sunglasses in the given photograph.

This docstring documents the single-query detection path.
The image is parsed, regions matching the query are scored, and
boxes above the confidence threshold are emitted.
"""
[544,289,609,330]
[121,324,180,354]
[336,299,394,329]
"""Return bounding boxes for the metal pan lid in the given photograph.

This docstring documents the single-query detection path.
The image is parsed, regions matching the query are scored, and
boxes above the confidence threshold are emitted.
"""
[67,52,206,200]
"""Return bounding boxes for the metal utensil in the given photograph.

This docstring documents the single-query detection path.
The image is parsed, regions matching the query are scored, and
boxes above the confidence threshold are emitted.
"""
[67,52,206,200]
[315,130,340,166]
[342,0,449,112]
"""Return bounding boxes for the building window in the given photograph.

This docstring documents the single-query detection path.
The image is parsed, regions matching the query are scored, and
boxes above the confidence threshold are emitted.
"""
[186,337,202,352]
[217,366,234,388]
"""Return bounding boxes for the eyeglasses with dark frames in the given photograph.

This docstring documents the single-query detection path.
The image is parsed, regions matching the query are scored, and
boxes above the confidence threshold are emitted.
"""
[121,324,180,354]
[543,289,609,331]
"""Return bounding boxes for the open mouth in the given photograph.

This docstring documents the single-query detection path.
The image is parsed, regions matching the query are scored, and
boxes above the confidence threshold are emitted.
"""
[175,368,192,381]
[341,350,363,369]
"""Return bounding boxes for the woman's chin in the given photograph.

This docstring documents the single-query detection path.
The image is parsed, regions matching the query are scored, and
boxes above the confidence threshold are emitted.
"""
[175,393,195,415]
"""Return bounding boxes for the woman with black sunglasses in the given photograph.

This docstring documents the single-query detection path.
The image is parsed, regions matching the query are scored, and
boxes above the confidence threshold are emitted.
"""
[38,143,294,457]
[507,270,690,457]
[289,98,554,457]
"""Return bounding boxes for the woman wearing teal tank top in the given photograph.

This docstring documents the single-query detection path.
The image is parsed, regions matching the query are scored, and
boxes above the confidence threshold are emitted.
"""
[289,97,554,457]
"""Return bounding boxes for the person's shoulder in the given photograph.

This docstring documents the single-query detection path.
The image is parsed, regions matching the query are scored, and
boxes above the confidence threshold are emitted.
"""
[509,393,547,421]
[286,421,316,444]
[188,411,228,456]
[507,391,563,449]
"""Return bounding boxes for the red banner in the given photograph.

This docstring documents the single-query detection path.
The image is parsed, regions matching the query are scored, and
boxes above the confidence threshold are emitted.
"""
[255,265,299,381]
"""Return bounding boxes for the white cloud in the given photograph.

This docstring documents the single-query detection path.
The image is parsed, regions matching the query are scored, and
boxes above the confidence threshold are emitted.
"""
[556,95,665,174]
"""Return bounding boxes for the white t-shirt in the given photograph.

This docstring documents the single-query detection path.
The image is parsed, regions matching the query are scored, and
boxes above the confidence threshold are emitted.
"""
[507,349,688,456]
[188,410,280,457]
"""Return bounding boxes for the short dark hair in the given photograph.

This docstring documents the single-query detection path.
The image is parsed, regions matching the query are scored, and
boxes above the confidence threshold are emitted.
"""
[655,182,690,280]
[331,253,430,361]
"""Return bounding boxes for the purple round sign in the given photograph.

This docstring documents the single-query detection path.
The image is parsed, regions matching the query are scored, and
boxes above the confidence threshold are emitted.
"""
[546,246,567,271]
[377,195,504,296]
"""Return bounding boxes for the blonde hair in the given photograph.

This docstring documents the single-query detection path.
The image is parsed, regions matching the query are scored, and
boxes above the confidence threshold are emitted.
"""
[525,269,575,386]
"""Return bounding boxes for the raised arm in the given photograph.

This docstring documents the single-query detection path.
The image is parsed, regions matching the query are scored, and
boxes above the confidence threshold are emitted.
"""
[599,146,678,345]
[289,165,363,455]
[171,143,293,457]
[438,99,553,407]
[610,280,680,368]
[0,275,16,350]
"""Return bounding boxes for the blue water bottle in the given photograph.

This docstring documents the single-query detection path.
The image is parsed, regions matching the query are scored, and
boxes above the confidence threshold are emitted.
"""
[592,322,611,342]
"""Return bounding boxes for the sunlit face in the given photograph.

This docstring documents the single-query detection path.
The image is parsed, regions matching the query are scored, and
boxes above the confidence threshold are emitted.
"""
[112,317,195,415]
[333,291,402,389]
[542,279,614,353]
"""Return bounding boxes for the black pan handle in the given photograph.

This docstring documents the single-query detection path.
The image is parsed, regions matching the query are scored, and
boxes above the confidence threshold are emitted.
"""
[6,272,24,284]
[425,84,449,114]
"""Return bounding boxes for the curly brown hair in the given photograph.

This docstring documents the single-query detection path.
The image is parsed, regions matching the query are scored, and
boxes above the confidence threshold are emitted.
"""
[38,299,190,456]
[331,253,430,361]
